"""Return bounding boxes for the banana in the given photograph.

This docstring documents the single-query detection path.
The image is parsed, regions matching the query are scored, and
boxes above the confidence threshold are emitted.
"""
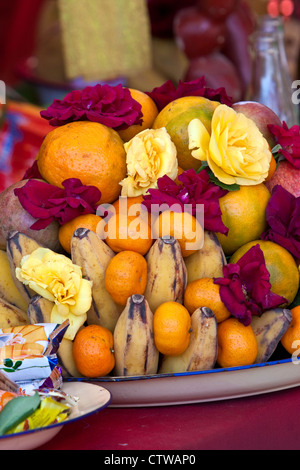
[159,307,218,374]
[71,228,122,333]
[27,295,54,324]
[57,338,83,378]
[0,249,28,311]
[184,231,227,283]
[6,231,42,303]
[0,297,29,329]
[144,236,187,313]
[251,308,293,364]
[113,294,159,376]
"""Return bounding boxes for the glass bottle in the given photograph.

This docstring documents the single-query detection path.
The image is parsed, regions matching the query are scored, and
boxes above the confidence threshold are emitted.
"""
[250,15,298,126]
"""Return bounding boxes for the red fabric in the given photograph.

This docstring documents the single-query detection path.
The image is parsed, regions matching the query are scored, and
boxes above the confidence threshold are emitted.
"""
[0,0,46,84]
[0,101,52,191]
[37,387,300,450]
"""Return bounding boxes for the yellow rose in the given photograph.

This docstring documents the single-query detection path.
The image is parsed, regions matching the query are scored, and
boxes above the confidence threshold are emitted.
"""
[15,248,92,340]
[120,127,178,197]
[188,104,272,186]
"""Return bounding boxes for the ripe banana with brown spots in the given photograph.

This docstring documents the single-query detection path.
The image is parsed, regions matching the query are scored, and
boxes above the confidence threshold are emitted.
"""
[144,236,187,313]
[113,294,159,377]
[251,308,293,364]
[71,228,122,333]
[184,230,227,282]
[159,307,218,374]
[6,231,43,303]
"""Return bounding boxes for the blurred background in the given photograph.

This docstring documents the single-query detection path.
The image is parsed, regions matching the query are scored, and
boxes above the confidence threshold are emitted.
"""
[0,0,300,190]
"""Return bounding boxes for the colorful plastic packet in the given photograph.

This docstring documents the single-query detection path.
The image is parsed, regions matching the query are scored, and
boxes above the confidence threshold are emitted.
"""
[5,396,71,435]
[0,321,69,385]
[0,387,79,435]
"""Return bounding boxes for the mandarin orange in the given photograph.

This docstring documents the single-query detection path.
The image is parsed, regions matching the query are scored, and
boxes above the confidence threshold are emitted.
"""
[184,277,231,323]
[73,325,115,378]
[104,250,148,306]
[153,301,192,356]
[217,317,258,368]
[118,88,158,142]
[37,121,126,204]
[58,214,102,254]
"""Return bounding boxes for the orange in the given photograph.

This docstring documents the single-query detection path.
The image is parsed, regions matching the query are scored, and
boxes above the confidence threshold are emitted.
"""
[104,250,147,306]
[73,324,115,378]
[230,240,300,306]
[101,212,153,255]
[184,277,231,323]
[111,195,147,218]
[281,306,300,356]
[153,96,220,171]
[152,209,204,258]
[58,213,102,254]
[118,88,159,142]
[153,301,192,356]
[216,184,271,256]
[265,154,277,182]
[217,317,258,368]
[36,121,127,204]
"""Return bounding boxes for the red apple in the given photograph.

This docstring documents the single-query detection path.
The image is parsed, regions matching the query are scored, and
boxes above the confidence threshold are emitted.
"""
[185,52,243,102]
[265,160,300,198]
[197,0,239,21]
[173,6,227,59]
[232,101,282,148]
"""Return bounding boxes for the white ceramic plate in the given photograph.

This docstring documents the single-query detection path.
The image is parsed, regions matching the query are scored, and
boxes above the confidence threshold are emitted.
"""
[0,382,111,450]
[66,358,300,408]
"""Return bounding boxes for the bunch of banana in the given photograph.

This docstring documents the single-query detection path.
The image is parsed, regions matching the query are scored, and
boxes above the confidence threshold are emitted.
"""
[184,231,227,283]
[6,231,42,304]
[71,228,122,333]
[113,294,159,376]
[144,236,187,313]
[159,307,218,374]
[26,295,82,377]
[0,249,28,312]
[0,297,29,329]
[27,295,53,324]
[251,308,293,364]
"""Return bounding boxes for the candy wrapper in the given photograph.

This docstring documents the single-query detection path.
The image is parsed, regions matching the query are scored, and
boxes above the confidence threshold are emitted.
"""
[0,387,78,435]
[0,321,69,386]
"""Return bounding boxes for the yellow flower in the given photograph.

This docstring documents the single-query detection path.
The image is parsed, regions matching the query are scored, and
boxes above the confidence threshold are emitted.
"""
[188,104,272,186]
[15,248,92,340]
[120,127,178,197]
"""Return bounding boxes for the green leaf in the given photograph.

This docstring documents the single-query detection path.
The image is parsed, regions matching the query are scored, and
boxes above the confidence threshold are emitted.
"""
[271,144,282,155]
[3,359,13,368]
[12,361,22,370]
[196,162,208,173]
[196,164,240,191]
[0,392,41,436]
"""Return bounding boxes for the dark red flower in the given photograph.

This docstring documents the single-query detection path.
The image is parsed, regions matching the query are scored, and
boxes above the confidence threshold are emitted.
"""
[14,178,101,230]
[146,77,233,111]
[261,184,300,259]
[22,160,43,180]
[142,168,229,234]
[268,121,300,169]
[214,244,287,326]
[40,83,143,130]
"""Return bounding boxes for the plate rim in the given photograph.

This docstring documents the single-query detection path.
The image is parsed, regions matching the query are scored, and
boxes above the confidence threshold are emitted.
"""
[0,382,112,442]
[65,356,295,383]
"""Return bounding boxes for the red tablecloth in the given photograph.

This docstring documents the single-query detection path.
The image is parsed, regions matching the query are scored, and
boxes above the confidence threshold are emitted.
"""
[37,386,300,450]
